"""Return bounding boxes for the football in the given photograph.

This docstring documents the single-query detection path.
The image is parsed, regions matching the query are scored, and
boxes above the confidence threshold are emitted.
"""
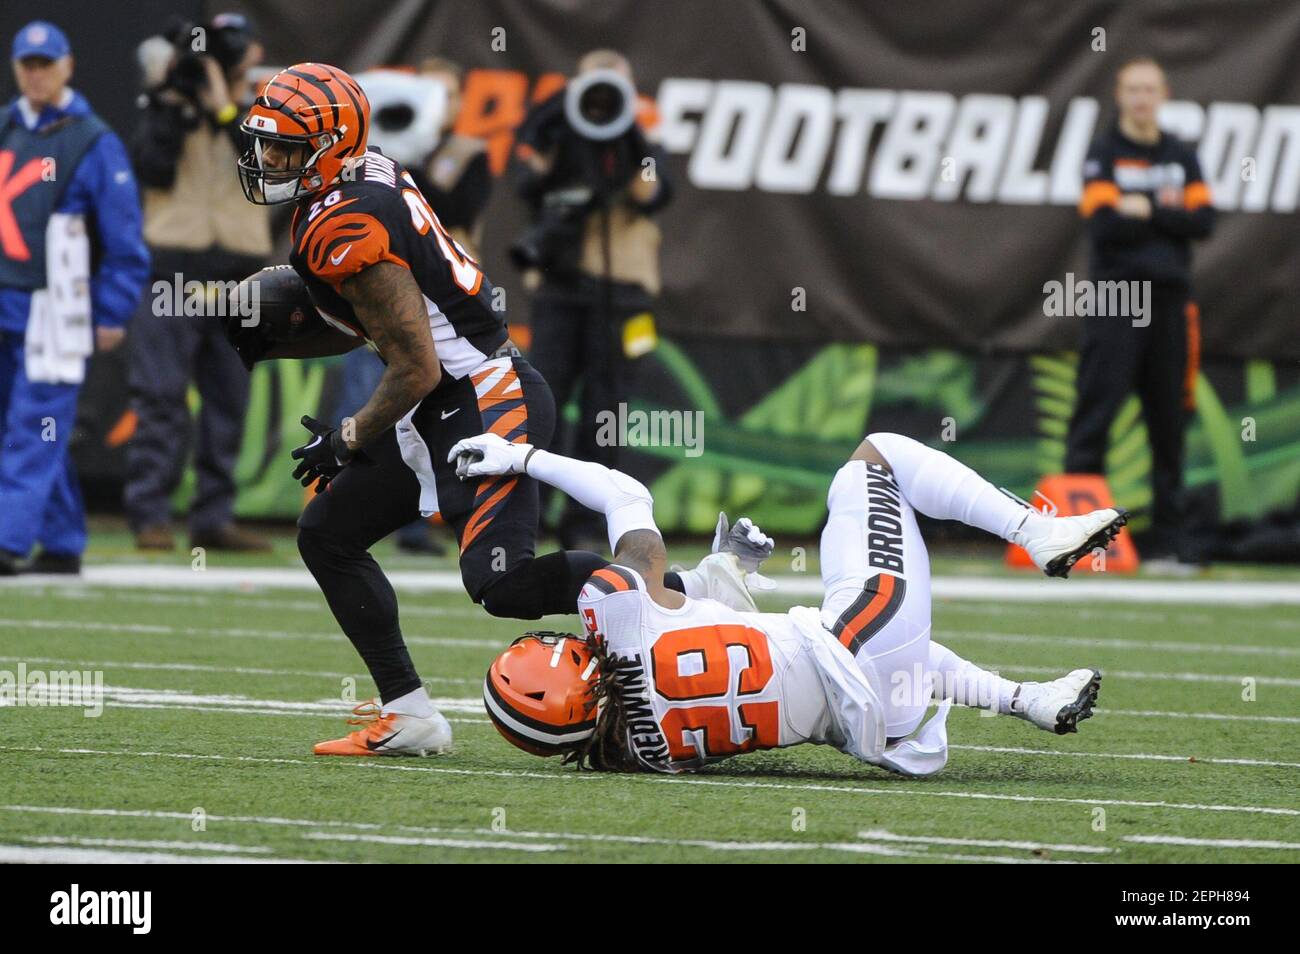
[229,264,323,342]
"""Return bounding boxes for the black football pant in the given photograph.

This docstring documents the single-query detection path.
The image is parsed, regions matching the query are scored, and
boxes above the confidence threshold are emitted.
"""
[1065,282,1198,547]
[298,356,571,701]
[296,355,680,703]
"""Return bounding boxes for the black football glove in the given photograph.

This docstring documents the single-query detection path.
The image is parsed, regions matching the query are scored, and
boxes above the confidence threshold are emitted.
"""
[290,415,364,493]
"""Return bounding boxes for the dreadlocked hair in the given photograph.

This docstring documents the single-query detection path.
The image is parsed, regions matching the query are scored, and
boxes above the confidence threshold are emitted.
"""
[562,636,644,773]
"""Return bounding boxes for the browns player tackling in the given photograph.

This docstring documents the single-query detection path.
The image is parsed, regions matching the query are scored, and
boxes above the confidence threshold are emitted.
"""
[456,429,1128,775]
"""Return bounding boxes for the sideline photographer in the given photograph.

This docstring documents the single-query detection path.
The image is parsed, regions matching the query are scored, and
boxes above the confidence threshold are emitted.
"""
[512,49,672,550]
[123,13,272,553]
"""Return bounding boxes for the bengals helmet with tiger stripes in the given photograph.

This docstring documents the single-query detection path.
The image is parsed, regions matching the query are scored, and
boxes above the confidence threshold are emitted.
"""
[483,632,599,757]
[238,62,370,204]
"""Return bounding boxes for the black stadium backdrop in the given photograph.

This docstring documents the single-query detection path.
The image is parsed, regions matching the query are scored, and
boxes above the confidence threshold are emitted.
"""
[3,0,1299,545]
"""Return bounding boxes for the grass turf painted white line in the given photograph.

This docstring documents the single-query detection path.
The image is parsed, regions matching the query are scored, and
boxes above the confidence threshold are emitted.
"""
[3,745,1296,817]
[300,832,564,852]
[0,803,1080,862]
[300,830,1082,863]
[1122,834,1300,850]
[7,565,1300,605]
[6,653,1290,692]
[20,586,481,619]
[1100,708,1300,725]
[950,744,1300,770]
[7,615,1299,661]
[20,835,271,853]
[0,617,495,650]
[0,655,474,685]
[944,630,1300,658]
[976,662,1300,688]
[0,844,325,863]
[12,683,1296,731]
[857,829,1112,854]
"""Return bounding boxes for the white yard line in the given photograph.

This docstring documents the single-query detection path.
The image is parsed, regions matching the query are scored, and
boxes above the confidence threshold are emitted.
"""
[102,701,488,725]
[942,630,1300,658]
[1122,834,1300,851]
[857,829,1112,854]
[4,652,1287,692]
[5,565,1300,605]
[0,655,474,685]
[0,844,326,863]
[0,805,1076,862]
[301,832,564,853]
[0,617,496,650]
[976,662,1300,688]
[18,586,479,619]
[2,744,1296,817]
[1,803,395,829]
[1102,708,1300,724]
[950,745,1300,770]
[301,829,1079,863]
[20,835,271,853]
[8,615,1299,661]
[8,681,1295,733]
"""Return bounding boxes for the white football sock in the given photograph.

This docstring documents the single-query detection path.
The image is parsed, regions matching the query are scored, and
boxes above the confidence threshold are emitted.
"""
[928,640,1020,714]
[382,685,435,719]
[865,432,1047,542]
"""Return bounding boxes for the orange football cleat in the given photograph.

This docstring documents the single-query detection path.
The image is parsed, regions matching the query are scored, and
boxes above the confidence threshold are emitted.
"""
[313,700,452,756]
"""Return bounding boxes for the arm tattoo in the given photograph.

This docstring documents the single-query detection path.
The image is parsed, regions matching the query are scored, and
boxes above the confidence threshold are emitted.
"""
[340,262,440,447]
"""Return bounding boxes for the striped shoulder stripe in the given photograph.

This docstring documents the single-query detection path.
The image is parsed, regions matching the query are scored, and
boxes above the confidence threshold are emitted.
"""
[832,573,907,655]
[293,197,359,256]
[587,566,639,595]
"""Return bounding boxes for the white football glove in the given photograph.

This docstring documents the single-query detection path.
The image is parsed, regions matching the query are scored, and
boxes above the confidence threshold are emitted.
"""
[447,432,533,480]
[711,512,777,591]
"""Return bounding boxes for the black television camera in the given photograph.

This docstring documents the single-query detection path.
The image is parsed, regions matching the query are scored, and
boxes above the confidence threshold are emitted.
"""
[509,68,644,272]
[162,12,253,102]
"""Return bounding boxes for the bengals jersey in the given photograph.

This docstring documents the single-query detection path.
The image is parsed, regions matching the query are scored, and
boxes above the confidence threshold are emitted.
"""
[289,149,508,379]
[577,565,891,773]
[1078,123,1214,286]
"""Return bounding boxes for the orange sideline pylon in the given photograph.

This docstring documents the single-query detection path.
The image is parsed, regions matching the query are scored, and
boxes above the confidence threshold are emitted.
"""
[1005,473,1139,573]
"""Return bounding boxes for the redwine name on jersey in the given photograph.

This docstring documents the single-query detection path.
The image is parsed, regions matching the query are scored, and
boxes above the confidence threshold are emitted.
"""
[578,566,860,774]
[289,150,507,378]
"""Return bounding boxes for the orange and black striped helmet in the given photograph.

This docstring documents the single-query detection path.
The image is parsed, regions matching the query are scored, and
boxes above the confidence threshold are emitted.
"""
[237,63,369,204]
[483,632,599,757]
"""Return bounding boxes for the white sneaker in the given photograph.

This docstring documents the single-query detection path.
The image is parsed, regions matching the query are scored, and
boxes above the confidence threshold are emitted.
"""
[1010,668,1101,734]
[314,702,453,756]
[1013,508,1128,578]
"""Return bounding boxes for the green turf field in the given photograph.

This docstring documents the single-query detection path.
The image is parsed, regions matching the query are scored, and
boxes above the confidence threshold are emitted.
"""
[1,530,1298,863]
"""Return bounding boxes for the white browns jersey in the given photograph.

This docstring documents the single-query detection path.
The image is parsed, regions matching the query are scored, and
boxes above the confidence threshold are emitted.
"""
[578,564,884,774]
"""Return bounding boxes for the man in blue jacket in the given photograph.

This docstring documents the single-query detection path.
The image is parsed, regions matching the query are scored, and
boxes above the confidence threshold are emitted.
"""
[0,21,149,574]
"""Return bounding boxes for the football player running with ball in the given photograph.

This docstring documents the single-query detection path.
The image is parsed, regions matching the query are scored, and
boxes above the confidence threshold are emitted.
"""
[457,429,1127,774]
[232,63,721,757]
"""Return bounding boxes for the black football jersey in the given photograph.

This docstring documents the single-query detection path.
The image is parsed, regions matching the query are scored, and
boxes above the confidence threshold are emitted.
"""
[288,150,507,378]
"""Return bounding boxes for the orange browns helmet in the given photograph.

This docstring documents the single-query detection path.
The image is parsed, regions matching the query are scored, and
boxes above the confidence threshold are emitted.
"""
[484,632,599,757]
[238,63,370,205]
